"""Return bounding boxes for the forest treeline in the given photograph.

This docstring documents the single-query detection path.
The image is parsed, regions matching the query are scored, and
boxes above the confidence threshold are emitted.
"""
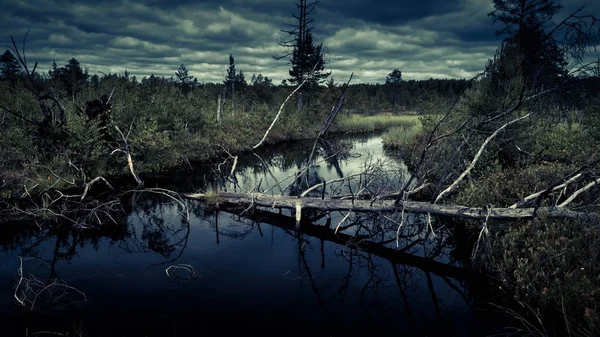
[1,52,474,113]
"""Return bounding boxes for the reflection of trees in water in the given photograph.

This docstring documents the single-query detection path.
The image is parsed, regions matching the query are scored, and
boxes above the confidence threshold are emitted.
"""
[118,193,191,264]
[295,223,471,335]
[4,220,128,280]
[198,205,262,242]
[209,203,474,334]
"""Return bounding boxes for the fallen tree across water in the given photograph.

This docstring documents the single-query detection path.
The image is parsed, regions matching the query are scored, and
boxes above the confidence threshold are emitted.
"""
[182,192,598,222]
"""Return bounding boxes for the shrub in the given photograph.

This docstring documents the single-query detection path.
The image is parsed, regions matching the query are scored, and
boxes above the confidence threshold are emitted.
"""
[478,217,600,336]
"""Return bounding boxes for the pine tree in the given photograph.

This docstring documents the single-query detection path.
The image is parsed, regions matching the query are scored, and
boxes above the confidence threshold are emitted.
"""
[488,0,567,88]
[224,55,237,109]
[276,0,330,110]
[175,64,195,93]
[0,49,22,84]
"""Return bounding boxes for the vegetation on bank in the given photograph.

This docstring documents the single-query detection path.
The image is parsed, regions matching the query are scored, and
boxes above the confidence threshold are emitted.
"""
[381,118,423,151]
[381,79,600,336]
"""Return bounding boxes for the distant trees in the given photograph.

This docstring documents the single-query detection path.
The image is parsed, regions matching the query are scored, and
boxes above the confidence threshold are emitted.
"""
[49,58,89,99]
[251,74,273,87]
[249,74,274,105]
[0,50,22,84]
[276,0,330,110]
[175,64,196,94]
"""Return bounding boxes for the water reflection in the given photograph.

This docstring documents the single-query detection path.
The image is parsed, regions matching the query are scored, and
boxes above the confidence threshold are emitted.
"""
[0,135,505,336]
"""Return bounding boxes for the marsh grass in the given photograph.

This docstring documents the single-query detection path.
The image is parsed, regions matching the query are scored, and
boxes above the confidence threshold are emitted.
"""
[336,114,420,133]
[380,118,423,150]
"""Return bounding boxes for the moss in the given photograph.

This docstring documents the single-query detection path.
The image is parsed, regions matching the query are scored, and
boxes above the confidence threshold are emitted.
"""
[203,191,224,206]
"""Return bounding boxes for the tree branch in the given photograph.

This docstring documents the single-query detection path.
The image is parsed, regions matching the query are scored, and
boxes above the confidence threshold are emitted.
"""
[434,112,533,204]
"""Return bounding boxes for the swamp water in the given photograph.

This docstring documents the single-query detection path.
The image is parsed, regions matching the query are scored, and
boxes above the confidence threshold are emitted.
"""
[0,135,511,336]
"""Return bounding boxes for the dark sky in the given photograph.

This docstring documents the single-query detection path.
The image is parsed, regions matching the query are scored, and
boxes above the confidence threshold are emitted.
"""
[1,0,597,84]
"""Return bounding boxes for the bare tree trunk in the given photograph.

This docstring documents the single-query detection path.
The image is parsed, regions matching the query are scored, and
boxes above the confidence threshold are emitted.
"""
[231,81,235,112]
[217,94,221,124]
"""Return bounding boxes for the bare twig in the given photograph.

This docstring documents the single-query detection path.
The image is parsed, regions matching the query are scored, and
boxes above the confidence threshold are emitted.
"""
[509,173,583,208]
[252,79,307,150]
[335,211,352,234]
[112,124,143,186]
[300,171,367,197]
[165,264,199,283]
[81,176,115,201]
[559,176,600,207]
[14,257,87,311]
[471,205,492,260]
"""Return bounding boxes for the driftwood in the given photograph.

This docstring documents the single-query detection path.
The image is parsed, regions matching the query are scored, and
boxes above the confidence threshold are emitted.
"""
[182,192,598,222]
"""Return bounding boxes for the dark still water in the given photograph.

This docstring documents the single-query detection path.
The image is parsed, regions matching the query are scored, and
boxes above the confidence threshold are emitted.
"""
[0,135,509,336]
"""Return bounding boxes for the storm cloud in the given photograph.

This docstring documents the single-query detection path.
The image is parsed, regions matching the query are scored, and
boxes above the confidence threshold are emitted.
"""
[0,0,597,83]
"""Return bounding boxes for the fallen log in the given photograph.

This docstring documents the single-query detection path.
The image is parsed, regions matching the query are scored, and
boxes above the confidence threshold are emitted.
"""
[182,192,598,222]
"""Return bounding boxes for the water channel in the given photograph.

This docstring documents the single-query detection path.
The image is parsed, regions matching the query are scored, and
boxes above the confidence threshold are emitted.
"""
[0,134,511,336]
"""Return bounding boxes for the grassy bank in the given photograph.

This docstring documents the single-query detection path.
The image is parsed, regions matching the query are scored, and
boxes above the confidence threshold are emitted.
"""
[452,160,600,335]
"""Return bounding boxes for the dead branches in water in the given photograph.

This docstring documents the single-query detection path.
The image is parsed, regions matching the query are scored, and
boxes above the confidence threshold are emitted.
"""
[182,192,597,222]
[14,257,87,312]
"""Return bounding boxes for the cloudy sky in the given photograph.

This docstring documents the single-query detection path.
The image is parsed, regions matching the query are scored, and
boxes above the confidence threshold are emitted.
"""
[0,0,597,84]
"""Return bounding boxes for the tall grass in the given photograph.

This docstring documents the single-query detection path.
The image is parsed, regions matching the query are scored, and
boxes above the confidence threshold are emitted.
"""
[336,114,420,133]
[381,120,423,150]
